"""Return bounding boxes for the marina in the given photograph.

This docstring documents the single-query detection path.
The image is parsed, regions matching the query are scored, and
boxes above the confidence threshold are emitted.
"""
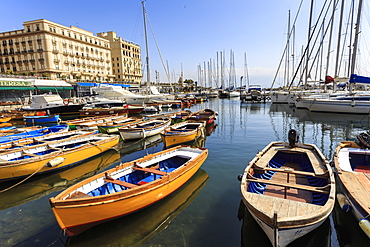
[0,98,369,246]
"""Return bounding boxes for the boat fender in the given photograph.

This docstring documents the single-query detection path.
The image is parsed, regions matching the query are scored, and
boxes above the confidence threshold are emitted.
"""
[63,99,70,105]
[359,219,370,238]
[337,193,352,212]
[47,157,65,167]
[237,174,243,182]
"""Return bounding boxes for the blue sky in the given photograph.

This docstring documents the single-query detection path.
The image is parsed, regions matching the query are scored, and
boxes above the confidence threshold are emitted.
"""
[1,0,369,88]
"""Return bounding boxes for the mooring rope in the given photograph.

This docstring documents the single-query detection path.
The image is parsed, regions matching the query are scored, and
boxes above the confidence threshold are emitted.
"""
[0,148,65,193]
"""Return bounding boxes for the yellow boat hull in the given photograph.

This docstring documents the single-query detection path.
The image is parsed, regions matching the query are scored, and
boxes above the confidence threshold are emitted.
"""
[162,130,203,147]
[0,136,119,181]
[50,146,208,236]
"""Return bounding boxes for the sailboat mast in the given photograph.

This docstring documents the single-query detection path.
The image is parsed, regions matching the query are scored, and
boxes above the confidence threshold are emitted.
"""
[305,0,314,89]
[350,0,363,75]
[142,1,150,86]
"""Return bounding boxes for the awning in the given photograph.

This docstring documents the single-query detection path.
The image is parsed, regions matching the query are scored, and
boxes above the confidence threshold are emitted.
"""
[35,86,73,91]
[108,83,130,88]
[0,86,36,90]
[77,82,99,87]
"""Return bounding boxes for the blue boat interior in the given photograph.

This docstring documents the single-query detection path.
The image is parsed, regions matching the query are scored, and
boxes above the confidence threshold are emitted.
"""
[247,151,329,206]
[87,155,191,196]
[349,152,370,172]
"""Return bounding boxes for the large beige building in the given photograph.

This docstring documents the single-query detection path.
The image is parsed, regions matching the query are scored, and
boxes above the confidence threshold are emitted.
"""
[98,31,142,84]
[0,19,143,83]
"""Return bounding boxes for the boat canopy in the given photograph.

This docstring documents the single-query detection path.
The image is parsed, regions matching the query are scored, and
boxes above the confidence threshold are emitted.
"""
[349,74,370,84]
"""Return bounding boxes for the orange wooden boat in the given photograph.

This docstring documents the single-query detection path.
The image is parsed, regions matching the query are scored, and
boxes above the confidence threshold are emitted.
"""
[49,145,208,236]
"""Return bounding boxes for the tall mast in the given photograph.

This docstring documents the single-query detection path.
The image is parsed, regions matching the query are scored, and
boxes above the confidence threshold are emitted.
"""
[350,0,363,75]
[305,0,314,89]
[142,1,150,86]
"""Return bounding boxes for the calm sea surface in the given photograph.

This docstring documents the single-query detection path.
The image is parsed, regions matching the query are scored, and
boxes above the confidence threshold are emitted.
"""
[1,98,370,247]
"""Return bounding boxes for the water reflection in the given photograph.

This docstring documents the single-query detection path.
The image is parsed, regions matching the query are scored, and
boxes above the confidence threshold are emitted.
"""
[0,149,121,247]
[67,169,209,247]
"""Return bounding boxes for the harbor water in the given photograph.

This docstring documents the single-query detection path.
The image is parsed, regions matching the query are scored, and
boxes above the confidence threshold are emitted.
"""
[1,98,370,247]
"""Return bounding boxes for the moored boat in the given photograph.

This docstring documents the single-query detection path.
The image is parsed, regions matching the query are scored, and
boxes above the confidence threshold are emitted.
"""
[97,117,144,134]
[187,108,217,125]
[161,121,205,148]
[49,145,208,236]
[118,118,171,140]
[239,130,335,247]
[171,110,192,124]
[333,132,370,238]
[24,114,60,125]
[0,132,119,181]
[0,124,68,143]
[74,114,128,130]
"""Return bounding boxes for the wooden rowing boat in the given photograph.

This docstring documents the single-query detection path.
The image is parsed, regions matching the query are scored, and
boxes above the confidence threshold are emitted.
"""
[74,114,128,130]
[161,121,205,148]
[0,130,97,151]
[0,132,119,181]
[0,125,68,143]
[239,130,335,247]
[333,132,370,238]
[62,115,119,130]
[97,117,144,134]
[49,145,208,236]
[171,110,192,124]
[118,118,171,140]
[66,169,208,245]
[187,108,217,125]
[0,149,120,211]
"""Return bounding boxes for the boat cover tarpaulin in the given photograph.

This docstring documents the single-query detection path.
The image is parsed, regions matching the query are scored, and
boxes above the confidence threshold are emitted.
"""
[349,74,370,84]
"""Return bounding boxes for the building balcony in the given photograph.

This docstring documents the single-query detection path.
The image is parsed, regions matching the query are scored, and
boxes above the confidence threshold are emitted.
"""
[37,39,42,42]
[28,40,32,43]
[23,60,29,63]
[21,41,26,44]
[16,61,22,64]
[28,50,34,53]
[15,51,21,54]
[37,48,44,52]
[21,51,27,54]
[52,49,59,54]
[29,59,36,63]
[38,58,45,62]
[64,60,70,64]
[54,59,60,63]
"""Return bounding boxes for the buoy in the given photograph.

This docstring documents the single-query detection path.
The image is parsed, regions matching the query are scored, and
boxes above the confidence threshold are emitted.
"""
[237,174,243,182]
[359,219,370,238]
[47,157,65,167]
[337,193,352,212]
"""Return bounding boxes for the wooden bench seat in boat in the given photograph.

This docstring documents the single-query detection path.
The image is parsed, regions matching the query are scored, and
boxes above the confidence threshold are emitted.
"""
[244,192,323,219]
[340,171,370,207]
[103,177,138,189]
[247,174,331,194]
[133,166,167,175]
[253,166,328,178]
[254,145,327,175]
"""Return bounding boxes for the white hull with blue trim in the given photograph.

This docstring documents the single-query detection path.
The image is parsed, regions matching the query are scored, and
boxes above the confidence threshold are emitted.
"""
[240,131,335,247]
